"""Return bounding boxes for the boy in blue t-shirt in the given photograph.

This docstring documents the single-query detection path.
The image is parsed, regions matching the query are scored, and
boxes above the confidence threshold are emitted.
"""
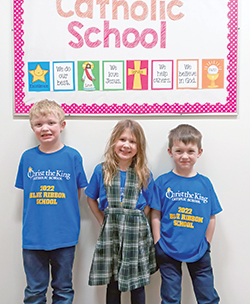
[15,99,88,303]
[151,124,222,304]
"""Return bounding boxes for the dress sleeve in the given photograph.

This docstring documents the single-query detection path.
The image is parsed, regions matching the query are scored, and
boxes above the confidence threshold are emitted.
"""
[85,164,109,210]
[142,172,155,206]
[135,172,155,210]
[85,164,101,200]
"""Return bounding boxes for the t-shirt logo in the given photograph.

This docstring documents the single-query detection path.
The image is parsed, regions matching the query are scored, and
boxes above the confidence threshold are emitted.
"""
[166,187,172,199]
[165,187,208,204]
[27,167,71,181]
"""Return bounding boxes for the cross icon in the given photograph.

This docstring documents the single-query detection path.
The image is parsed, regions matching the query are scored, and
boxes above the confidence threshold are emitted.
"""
[128,61,147,89]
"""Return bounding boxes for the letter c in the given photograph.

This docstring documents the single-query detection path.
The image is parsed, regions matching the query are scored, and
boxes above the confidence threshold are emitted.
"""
[56,0,74,17]
[167,0,184,21]
[84,27,102,47]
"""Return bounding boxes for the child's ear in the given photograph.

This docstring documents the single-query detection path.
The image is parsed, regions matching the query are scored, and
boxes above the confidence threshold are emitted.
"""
[197,148,203,158]
[168,148,173,157]
[60,121,66,132]
[30,122,34,131]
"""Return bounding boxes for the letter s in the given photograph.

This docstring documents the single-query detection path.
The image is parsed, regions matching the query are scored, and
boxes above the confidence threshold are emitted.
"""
[68,21,84,48]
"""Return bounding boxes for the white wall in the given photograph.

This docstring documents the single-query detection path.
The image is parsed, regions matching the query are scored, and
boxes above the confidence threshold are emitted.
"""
[1,1,249,303]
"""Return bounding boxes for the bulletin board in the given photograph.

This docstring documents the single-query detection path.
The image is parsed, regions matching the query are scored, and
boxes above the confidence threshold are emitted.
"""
[13,0,238,115]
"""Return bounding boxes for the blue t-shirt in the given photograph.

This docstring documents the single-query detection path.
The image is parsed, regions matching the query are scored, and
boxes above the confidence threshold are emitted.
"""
[151,171,222,262]
[15,145,88,250]
[85,163,154,210]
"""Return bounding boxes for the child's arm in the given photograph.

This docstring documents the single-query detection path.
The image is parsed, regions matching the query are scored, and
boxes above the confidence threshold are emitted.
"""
[205,215,216,243]
[87,196,104,226]
[151,209,161,244]
[144,205,150,216]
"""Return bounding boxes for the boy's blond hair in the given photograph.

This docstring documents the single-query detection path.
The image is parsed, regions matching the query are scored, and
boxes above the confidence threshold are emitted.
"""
[29,99,65,127]
[168,124,202,150]
[104,119,150,189]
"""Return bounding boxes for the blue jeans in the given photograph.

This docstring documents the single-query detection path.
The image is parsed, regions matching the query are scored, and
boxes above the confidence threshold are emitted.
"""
[155,242,220,304]
[106,280,145,304]
[23,246,75,304]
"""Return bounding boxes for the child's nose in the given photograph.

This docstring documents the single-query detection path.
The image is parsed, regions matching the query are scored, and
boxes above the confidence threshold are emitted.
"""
[41,124,49,130]
[182,152,188,158]
[123,141,130,147]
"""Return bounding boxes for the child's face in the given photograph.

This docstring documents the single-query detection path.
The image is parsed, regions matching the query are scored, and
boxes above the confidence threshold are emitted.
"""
[168,140,203,176]
[114,128,137,167]
[31,113,66,148]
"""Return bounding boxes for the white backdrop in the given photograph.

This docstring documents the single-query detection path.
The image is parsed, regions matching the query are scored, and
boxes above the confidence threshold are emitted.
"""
[0,0,249,303]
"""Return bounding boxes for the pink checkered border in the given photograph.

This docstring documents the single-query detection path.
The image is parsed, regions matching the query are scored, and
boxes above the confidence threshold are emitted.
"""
[13,0,238,115]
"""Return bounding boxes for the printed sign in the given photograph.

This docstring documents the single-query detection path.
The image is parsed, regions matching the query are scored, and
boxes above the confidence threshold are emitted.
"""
[177,60,199,90]
[53,62,75,91]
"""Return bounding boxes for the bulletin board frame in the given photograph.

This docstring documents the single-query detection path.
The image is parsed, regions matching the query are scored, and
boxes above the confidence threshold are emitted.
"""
[13,0,238,116]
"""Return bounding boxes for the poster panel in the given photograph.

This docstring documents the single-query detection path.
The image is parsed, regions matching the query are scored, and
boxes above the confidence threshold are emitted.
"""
[13,0,238,115]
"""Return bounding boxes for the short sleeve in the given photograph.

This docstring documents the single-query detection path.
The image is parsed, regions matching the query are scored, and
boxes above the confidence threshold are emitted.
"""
[141,172,155,206]
[150,180,162,211]
[85,164,102,200]
[15,154,24,189]
[75,154,88,189]
[208,180,222,215]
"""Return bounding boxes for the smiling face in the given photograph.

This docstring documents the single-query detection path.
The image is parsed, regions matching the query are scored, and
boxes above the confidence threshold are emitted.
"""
[168,140,203,177]
[114,128,137,170]
[31,113,66,153]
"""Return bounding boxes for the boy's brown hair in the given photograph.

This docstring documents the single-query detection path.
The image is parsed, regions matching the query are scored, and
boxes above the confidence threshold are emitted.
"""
[168,124,202,150]
[29,99,65,127]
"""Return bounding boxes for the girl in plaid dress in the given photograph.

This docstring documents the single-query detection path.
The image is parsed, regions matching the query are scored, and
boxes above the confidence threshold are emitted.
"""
[85,119,157,304]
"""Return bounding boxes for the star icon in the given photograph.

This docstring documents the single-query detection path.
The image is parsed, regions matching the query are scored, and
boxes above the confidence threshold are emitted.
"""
[29,64,49,83]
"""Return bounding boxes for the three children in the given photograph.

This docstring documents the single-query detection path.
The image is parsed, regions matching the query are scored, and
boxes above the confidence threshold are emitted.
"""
[15,100,221,304]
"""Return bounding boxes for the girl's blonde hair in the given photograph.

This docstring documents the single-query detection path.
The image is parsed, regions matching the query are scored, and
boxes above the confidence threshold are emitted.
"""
[103,119,150,189]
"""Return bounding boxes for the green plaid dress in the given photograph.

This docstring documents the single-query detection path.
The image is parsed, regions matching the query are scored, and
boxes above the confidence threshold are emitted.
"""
[88,165,157,292]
